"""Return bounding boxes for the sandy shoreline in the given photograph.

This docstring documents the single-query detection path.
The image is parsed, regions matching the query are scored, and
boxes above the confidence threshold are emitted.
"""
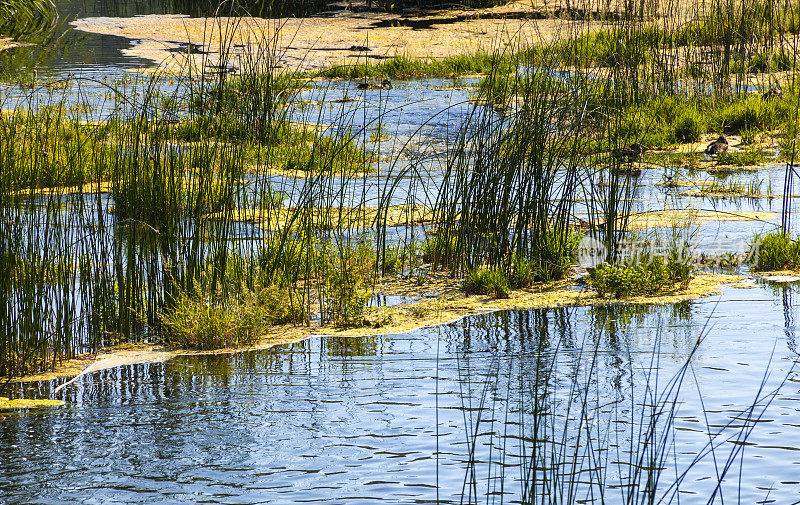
[15,271,744,385]
[69,3,582,73]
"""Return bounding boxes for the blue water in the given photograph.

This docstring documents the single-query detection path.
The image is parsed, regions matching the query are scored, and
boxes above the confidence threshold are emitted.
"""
[2,283,800,504]
[3,3,800,503]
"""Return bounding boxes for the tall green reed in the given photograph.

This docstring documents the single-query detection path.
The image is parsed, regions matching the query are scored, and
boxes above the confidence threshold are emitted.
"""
[452,310,788,504]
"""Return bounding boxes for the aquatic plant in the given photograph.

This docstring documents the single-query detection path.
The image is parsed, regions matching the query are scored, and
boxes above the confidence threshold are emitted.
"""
[453,313,787,504]
[462,268,509,298]
[160,291,260,350]
[750,231,800,271]
[715,147,766,166]
[318,240,376,327]
[589,239,694,298]
[0,0,58,41]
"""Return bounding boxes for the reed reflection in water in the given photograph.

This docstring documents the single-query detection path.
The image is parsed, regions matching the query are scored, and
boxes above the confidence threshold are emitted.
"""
[2,294,799,504]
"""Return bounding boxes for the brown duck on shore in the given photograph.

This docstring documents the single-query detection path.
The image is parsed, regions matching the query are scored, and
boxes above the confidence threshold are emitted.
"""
[356,79,393,91]
[612,142,645,162]
[763,87,783,100]
[704,136,729,156]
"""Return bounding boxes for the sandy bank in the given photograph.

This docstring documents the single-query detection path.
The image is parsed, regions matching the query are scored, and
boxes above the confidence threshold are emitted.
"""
[16,271,742,385]
[70,2,583,73]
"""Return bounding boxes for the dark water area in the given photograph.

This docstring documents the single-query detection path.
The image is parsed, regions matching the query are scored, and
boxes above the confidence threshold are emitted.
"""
[2,284,800,504]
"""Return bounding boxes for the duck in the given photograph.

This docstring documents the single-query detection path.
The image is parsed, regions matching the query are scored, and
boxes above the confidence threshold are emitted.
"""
[704,136,729,156]
[612,142,645,162]
[356,78,393,91]
[763,87,783,100]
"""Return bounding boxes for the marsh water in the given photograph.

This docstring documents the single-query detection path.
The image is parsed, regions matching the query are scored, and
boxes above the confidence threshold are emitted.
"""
[3,285,800,503]
[3,1,800,503]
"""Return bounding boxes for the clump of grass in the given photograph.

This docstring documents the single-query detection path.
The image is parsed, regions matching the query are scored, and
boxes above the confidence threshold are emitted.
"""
[672,110,705,142]
[740,126,758,144]
[422,233,459,270]
[380,241,420,275]
[589,244,693,298]
[160,260,309,350]
[730,48,794,73]
[749,232,800,271]
[462,268,509,298]
[716,147,765,166]
[0,108,115,190]
[712,95,790,135]
[318,240,376,328]
[160,292,258,350]
[508,252,533,288]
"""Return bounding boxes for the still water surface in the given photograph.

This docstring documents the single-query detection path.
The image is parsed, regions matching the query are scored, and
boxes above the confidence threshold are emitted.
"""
[2,283,800,504]
[3,2,800,503]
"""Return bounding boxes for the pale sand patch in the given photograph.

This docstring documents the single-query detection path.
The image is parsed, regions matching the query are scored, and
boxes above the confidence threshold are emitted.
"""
[624,209,777,231]
[70,3,583,74]
[206,204,434,229]
[17,272,741,385]
[0,37,32,53]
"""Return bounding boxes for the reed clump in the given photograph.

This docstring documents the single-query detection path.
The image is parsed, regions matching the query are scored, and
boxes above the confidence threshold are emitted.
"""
[750,232,800,271]
[462,268,509,298]
[0,107,115,190]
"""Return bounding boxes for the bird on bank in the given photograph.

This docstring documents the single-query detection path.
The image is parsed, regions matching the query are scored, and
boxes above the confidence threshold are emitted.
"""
[704,136,729,156]
[612,142,645,162]
[356,79,393,90]
[763,87,783,100]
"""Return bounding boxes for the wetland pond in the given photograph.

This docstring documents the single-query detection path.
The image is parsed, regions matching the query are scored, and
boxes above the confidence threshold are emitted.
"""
[3,1,800,503]
[4,285,800,503]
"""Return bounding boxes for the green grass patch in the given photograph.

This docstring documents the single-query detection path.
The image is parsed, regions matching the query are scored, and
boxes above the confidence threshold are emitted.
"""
[750,232,800,271]
[589,253,693,298]
[463,268,510,298]
[715,148,766,166]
